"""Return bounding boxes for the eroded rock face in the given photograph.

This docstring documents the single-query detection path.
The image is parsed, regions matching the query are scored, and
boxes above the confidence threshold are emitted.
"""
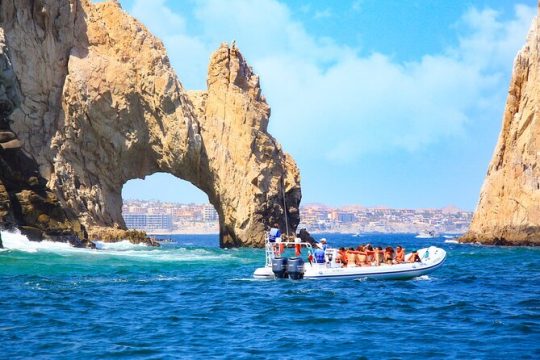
[0,26,89,246]
[0,0,301,247]
[461,11,540,246]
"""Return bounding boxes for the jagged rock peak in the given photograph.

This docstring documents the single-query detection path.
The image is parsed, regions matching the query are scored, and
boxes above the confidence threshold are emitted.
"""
[461,11,540,246]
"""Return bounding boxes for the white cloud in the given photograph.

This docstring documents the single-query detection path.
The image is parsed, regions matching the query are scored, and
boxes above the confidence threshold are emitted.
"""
[352,1,362,12]
[131,0,186,37]
[313,9,332,20]
[128,0,536,162]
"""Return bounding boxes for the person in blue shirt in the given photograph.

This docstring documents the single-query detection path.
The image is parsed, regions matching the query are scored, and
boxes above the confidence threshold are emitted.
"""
[268,223,281,242]
[314,247,326,264]
[311,238,328,263]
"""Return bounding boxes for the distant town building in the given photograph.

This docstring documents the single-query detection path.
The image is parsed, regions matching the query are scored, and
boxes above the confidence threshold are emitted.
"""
[146,214,173,231]
[337,212,355,223]
[123,213,173,232]
[203,204,218,222]
[123,214,146,229]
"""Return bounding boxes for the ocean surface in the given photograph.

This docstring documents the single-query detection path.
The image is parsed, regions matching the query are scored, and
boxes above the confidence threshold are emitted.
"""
[0,231,538,359]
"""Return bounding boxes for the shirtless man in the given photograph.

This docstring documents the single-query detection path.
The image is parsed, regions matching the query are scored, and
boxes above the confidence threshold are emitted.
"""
[338,247,348,267]
[395,246,405,263]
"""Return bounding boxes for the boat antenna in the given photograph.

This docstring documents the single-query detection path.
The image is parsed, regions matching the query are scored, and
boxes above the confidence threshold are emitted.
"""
[281,175,289,238]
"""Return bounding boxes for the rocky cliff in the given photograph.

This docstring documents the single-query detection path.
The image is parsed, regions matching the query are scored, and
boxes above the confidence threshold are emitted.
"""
[461,10,540,246]
[0,27,89,246]
[0,0,301,247]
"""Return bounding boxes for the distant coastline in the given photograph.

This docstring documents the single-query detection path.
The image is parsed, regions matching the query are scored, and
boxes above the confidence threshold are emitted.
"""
[126,199,472,236]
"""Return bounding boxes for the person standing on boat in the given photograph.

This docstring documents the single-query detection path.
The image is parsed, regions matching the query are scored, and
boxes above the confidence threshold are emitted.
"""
[314,247,326,264]
[269,223,284,256]
[268,224,281,242]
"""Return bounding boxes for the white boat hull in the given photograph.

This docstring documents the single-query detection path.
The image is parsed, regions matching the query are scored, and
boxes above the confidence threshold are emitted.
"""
[253,246,446,280]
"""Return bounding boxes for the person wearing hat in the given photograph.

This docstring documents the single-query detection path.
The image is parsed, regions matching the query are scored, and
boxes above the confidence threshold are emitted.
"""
[320,238,328,251]
[314,245,326,264]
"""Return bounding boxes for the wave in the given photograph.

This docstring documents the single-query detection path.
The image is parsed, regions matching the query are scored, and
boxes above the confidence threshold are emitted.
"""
[86,247,235,263]
[1,229,74,253]
[93,240,150,250]
[444,239,460,244]
[0,229,236,263]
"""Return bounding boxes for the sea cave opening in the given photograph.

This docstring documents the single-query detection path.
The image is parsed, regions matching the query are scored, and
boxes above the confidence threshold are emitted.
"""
[121,172,219,246]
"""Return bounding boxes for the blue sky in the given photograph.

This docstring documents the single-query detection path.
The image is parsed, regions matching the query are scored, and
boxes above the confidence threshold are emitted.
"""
[119,0,536,210]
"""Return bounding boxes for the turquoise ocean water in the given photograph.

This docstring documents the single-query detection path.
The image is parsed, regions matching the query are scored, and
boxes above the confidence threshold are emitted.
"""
[0,231,539,359]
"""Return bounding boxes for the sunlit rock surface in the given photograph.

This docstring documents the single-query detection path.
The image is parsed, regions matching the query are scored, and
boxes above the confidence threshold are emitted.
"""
[461,11,540,246]
[0,0,301,247]
[0,26,89,246]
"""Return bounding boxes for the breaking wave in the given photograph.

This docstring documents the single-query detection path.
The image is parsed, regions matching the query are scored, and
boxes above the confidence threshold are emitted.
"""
[93,240,150,250]
[0,229,235,263]
[1,229,74,253]
[444,239,460,244]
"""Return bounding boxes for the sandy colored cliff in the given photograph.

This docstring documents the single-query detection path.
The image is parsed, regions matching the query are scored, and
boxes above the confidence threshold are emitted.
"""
[461,9,540,246]
[0,0,301,247]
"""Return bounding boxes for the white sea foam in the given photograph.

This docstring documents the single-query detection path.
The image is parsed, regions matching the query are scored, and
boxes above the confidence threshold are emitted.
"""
[444,239,460,244]
[92,248,234,263]
[0,229,235,263]
[414,275,431,281]
[1,229,74,253]
[93,240,149,250]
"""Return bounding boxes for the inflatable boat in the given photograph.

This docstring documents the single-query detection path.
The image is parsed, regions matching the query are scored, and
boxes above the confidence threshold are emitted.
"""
[253,237,446,280]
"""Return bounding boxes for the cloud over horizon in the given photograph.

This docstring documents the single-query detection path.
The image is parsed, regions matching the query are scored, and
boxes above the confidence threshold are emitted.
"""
[129,0,535,164]
[121,0,536,208]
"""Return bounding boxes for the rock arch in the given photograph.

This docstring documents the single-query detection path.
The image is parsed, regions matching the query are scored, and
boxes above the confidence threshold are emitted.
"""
[0,0,301,247]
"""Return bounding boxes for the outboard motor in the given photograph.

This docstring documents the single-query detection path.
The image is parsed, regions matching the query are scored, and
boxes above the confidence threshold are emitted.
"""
[272,257,288,279]
[287,257,305,280]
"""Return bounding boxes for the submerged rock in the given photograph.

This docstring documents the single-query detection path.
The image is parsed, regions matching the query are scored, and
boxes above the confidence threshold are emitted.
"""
[461,10,540,246]
[88,227,159,247]
[0,0,300,247]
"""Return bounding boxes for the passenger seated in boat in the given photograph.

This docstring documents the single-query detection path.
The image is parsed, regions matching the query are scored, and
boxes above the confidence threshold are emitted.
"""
[374,246,384,266]
[355,246,366,266]
[395,246,405,263]
[365,245,375,265]
[338,247,348,267]
[314,247,326,264]
[408,250,421,263]
[384,246,394,264]
[347,247,358,267]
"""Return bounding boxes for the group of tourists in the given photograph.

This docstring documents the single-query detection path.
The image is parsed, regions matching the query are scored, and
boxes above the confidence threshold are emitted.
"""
[310,240,422,267]
[333,244,420,267]
[267,225,422,267]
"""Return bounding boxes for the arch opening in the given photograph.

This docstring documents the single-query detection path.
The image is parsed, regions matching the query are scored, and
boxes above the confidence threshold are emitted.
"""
[121,173,219,238]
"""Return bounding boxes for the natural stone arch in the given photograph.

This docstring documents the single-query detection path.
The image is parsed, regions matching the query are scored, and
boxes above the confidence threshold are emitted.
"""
[1,0,301,247]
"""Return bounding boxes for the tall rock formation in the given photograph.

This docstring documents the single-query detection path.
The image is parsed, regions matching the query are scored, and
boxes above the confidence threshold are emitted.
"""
[0,0,301,247]
[461,10,540,246]
[0,27,88,246]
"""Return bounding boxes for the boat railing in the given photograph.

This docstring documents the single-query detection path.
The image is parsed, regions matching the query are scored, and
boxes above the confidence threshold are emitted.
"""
[264,234,314,267]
